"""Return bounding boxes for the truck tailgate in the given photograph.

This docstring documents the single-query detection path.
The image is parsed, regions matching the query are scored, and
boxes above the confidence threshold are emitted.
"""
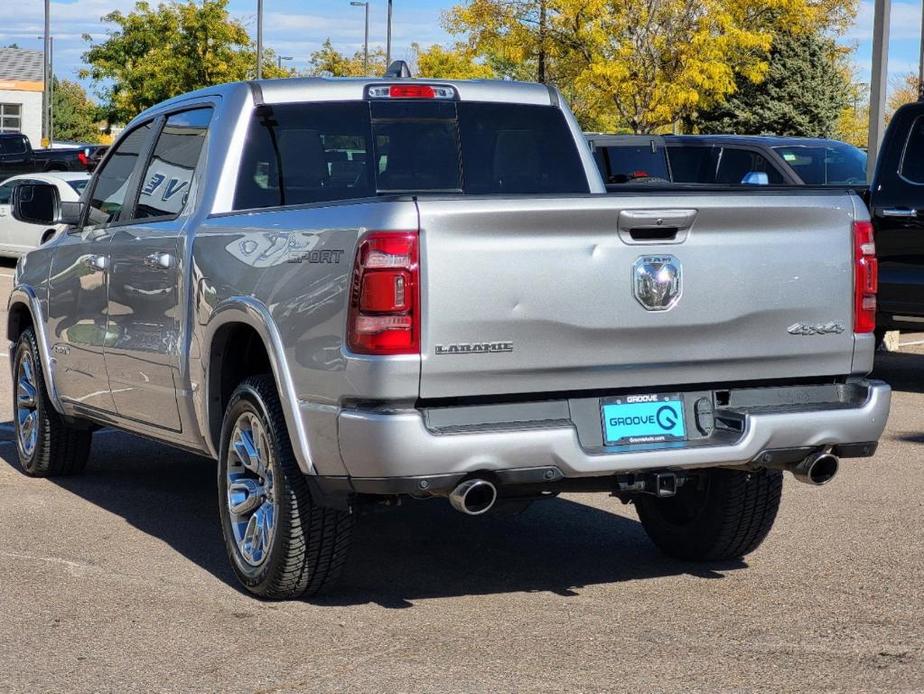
[417,193,857,399]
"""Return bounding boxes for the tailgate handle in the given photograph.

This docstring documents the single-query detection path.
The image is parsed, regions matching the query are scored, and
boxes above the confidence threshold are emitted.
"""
[618,209,697,245]
[627,226,679,241]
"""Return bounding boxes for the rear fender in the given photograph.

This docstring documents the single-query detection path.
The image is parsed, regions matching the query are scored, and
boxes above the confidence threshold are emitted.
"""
[200,297,317,474]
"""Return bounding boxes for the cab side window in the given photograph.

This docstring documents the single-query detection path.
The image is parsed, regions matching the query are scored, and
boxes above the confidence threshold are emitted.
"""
[716,148,785,185]
[85,122,153,229]
[133,108,212,220]
[900,116,924,184]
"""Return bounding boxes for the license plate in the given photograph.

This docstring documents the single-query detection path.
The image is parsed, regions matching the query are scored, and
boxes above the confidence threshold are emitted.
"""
[602,394,687,446]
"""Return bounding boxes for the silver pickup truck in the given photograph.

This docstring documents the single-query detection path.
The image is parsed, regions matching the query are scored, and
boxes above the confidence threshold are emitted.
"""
[7,76,890,599]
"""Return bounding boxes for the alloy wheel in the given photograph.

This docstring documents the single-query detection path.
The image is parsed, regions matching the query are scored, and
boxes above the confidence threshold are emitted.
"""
[226,412,277,566]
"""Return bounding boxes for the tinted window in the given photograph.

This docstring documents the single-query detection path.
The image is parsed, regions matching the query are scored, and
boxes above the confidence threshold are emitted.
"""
[715,148,785,184]
[456,102,588,194]
[235,102,374,210]
[233,100,588,209]
[900,117,924,184]
[596,143,670,183]
[773,144,867,185]
[134,108,212,220]
[0,135,26,155]
[667,146,718,183]
[68,179,89,195]
[86,123,153,229]
[0,181,13,205]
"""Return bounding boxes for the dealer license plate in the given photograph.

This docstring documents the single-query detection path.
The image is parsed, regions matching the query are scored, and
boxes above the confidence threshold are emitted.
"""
[602,394,687,446]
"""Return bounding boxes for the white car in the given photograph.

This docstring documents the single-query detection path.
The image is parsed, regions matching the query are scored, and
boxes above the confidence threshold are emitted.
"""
[0,172,90,257]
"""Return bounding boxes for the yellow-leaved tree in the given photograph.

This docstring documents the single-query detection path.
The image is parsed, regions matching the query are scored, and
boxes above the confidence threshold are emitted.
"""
[446,0,857,132]
[413,43,495,79]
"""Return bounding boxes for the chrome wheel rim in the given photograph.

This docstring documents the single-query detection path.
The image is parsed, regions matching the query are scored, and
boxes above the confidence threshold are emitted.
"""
[226,412,277,567]
[16,353,39,458]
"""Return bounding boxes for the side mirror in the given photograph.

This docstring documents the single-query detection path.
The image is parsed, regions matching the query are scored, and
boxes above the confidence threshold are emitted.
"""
[741,171,770,185]
[59,201,85,227]
[11,183,60,225]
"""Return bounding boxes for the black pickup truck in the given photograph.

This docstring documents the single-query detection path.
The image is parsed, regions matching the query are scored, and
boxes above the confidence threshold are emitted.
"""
[0,133,99,179]
[868,102,924,339]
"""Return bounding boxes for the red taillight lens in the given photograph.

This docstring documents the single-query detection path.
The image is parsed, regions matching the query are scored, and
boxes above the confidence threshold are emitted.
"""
[347,231,419,355]
[389,84,435,99]
[78,151,89,166]
[853,220,878,333]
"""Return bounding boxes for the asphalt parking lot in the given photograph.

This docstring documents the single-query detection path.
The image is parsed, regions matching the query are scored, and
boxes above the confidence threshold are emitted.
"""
[0,259,922,693]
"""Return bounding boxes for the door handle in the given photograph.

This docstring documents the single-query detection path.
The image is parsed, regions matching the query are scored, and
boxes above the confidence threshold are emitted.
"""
[144,252,174,269]
[880,208,919,218]
[82,255,107,271]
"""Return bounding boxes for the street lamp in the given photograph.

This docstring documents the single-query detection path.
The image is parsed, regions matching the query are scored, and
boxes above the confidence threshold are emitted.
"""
[350,1,369,76]
[385,0,393,68]
[277,55,293,70]
[37,34,53,145]
[256,0,263,79]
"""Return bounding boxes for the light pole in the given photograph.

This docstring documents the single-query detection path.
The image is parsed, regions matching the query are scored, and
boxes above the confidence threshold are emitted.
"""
[385,0,393,68]
[277,55,292,70]
[350,1,369,75]
[43,0,50,144]
[256,0,263,79]
[37,34,53,144]
[867,0,890,181]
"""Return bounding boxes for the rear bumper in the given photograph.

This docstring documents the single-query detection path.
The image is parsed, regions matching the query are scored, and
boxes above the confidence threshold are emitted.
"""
[335,381,891,490]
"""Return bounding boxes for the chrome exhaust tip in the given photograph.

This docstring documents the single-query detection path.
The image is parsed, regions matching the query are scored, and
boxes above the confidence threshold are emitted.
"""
[792,451,840,486]
[448,479,498,515]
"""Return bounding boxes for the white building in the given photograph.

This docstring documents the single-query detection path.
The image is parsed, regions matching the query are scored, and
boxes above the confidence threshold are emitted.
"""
[0,48,44,146]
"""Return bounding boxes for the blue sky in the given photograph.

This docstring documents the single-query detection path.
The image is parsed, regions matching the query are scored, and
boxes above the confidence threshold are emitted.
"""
[3,0,922,99]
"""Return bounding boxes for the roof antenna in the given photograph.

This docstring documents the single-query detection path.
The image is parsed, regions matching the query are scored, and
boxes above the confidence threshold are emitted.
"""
[383,60,412,78]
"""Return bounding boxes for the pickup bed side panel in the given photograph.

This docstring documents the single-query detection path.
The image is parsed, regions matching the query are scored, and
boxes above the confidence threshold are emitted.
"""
[417,192,857,399]
[192,199,420,474]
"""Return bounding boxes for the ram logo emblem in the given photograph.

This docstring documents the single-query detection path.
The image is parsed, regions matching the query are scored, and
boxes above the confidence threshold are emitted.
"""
[633,255,682,311]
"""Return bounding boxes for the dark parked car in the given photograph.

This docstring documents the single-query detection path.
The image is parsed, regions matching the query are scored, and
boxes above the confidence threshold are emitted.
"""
[0,133,98,179]
[586,134,868,187]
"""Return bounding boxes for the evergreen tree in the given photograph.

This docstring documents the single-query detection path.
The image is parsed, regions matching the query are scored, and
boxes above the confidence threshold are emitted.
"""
[51,78,101,143]
[690,31,851,137]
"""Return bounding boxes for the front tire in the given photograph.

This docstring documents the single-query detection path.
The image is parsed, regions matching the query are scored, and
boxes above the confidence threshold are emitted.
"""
[217,375,353,599]
[635,468,782,561]
[13,328,92,477]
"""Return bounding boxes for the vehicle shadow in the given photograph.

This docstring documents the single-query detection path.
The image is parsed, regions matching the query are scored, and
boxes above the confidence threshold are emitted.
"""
[873,350,924,394]
[0,429,745,607]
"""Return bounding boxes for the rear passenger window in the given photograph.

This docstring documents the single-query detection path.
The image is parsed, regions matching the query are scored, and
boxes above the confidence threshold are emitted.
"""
[715,148,785,185]
[597,143,670,183]
[667,146,718,183]
[234,103,374,210]
[900,116,924,184]
[133,107,212,220]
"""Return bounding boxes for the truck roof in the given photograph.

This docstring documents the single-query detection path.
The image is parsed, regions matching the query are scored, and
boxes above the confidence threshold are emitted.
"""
[133,77,558,124]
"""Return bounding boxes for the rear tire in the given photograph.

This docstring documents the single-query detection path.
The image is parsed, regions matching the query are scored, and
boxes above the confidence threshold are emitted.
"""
[217,375,353,599]
[635,468,782,561]
[13,328,92,477]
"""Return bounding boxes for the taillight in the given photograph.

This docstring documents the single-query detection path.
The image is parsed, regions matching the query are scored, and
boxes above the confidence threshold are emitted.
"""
[78,150,89,166]
[854,220,878,333]
[347,231,419,355]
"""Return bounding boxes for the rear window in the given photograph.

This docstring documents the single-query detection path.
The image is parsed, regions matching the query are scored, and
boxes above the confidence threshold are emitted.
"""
[0,136,26,155]
[773,143,867,185]
[667,146,718,183]
[233,100,588,210]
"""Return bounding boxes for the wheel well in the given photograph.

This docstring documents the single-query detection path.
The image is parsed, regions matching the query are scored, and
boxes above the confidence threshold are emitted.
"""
[208,323,272,450]
[7,302,34,346]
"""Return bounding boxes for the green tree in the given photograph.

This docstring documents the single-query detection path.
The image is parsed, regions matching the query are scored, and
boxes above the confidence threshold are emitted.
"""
[82,0,291,124]
[306,39,386,77]
[51,78,101,143]
[689,31,853,137]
